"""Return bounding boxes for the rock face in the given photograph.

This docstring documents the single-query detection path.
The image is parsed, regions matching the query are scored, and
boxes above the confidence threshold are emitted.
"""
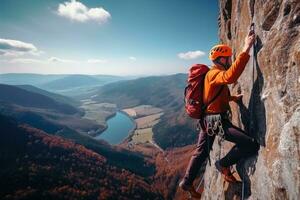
[202,0,300,199]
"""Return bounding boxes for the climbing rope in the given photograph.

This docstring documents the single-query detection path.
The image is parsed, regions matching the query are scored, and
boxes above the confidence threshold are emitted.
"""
[196,174,205,193]
[241,21,256,200]
[241,162,245,200]
[249,22,255,135]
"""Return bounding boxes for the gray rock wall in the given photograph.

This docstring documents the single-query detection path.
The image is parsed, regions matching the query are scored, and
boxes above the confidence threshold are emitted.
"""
[202,1,300,199]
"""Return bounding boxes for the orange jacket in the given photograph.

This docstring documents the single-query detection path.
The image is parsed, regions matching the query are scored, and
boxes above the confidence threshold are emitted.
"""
[203,52,250,114]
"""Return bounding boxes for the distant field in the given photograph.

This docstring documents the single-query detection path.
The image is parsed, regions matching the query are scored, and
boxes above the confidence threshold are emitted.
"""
[123,105,163,118]
[132,128,153,143]
[122,108,137,117]
[136,113,164,129]
[122,105,163,149]
[80,99,117,129]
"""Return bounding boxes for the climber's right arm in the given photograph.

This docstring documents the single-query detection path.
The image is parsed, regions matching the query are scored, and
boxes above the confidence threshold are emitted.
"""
[209,30,255,85]
[209,52,250,85]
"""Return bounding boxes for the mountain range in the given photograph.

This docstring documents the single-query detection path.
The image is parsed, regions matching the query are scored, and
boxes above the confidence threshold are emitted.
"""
[0,73,132,97]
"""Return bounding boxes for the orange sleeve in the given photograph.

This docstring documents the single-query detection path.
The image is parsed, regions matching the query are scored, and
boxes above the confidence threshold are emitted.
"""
[209,52,250,85]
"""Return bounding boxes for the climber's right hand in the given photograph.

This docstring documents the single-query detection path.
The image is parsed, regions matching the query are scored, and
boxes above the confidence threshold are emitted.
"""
[242,30,255,54]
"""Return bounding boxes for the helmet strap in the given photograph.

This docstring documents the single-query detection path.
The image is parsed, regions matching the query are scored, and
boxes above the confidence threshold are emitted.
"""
[224,57,230,69]
[215,57,229,70]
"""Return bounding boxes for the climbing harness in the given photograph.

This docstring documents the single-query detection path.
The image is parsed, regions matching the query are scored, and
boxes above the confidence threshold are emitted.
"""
[206,114,225,138]
[204,113,228,167]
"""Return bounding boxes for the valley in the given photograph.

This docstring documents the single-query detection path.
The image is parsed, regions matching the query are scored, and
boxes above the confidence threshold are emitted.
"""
[0,73,198,200]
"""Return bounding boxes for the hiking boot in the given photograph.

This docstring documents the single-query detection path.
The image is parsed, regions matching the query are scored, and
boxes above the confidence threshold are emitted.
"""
[215,160,237,183]
[179,179,202,199]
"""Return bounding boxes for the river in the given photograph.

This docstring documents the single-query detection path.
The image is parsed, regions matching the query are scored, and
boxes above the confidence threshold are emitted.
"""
[95,111,135,145]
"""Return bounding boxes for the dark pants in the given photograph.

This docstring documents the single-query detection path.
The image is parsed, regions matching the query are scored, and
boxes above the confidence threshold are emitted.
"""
[182,118,259,186]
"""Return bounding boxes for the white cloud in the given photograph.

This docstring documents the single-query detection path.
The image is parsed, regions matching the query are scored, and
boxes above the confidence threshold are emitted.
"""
[0,38,40,57]
[177,50,205,60]
[0,50,25,57]
[129,56,136,61]
[0,38,37,52]
[58,0,111,24]
[9,58,45,64]
[7,57,106,64]
[87,59,107,64]
[6,57,78,64]
[48,57,78,63]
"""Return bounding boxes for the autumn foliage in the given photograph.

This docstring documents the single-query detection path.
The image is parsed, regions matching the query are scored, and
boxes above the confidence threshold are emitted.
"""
[0,115,163,200]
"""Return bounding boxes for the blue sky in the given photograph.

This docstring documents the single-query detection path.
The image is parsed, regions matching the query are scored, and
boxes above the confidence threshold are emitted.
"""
[0,0,219,76]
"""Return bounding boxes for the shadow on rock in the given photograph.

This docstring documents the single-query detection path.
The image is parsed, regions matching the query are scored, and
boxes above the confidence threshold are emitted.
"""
[235,36,266,199]
[238,36,266,145]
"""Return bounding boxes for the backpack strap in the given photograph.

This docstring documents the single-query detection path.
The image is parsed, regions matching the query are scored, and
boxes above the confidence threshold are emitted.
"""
[201,85,224,112]
[183,84,190,104]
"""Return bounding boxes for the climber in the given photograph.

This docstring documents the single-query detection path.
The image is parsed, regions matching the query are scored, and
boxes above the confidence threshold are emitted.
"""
[179,29,260,198]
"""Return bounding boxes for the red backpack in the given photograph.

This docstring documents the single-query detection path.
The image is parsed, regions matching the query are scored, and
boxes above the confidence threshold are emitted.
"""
[184,64,223,119]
